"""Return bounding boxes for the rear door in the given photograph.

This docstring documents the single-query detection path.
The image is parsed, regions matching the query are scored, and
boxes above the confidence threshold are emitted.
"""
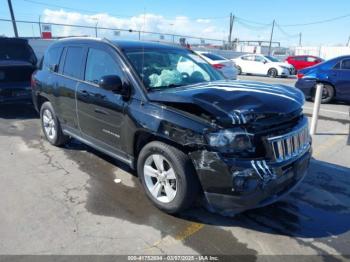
[56,46,86,131]
[76,45,127,154]
[239,55,255,74]
[335,58,350,101]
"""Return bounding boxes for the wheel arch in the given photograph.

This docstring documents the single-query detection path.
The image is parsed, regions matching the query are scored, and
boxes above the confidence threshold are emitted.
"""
[312,81,336,97]
[133,130,191,169]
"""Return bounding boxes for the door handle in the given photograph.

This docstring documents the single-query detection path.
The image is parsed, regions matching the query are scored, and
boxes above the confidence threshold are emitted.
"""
[81,90,89,97]
[94,108,109,115]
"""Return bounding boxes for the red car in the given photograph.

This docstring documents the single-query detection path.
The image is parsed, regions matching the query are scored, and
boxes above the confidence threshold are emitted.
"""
[286,55,324,71]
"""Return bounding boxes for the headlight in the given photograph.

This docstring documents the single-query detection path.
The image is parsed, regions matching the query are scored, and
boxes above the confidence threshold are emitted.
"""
[280,65,290,70]
[206,129,255,153]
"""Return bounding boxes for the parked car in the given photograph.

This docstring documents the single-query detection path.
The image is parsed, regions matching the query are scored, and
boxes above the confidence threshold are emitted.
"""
[0,37,37,103]
[195,51,238,80]
[32,38,311,215]
[295,55,350,103]
[286,55,323,71]
[232,54,295,78]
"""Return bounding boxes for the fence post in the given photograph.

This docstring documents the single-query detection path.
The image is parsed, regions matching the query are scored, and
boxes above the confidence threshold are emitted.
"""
[310,83,323,135]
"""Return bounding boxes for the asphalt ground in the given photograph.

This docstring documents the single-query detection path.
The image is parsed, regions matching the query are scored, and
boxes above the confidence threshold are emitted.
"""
[0,76,349,260]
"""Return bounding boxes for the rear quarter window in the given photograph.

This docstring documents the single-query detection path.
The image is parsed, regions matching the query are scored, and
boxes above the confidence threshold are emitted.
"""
[43,47,62,71]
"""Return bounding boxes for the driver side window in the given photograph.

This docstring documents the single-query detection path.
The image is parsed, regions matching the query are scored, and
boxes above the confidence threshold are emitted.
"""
[85,48,122,85]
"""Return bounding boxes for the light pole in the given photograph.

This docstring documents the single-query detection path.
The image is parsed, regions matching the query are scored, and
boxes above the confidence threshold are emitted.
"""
[91,17,98,38]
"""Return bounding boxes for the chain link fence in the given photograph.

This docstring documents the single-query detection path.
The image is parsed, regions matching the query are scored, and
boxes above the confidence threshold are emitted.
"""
[0,18,227,47]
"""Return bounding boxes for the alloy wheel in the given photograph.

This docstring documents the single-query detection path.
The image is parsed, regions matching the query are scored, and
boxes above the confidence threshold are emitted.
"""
[42,109,56,140]
[143,154,177,203]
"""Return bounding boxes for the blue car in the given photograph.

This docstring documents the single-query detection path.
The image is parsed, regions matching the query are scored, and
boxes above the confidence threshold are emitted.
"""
[295,55,350,103]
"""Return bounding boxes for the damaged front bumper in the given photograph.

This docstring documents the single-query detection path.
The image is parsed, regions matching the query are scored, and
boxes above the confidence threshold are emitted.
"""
[189,144,311,216]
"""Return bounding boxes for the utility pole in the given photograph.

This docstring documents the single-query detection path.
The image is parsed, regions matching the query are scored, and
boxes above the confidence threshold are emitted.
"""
[39,15,42,37]
[228,13,234,49]
[299,32,302,46]
[268,19,275,56]
[7,0,18,37]
[347,35,350,47]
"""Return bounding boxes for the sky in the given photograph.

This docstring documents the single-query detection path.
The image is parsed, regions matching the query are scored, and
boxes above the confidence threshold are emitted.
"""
[1,0,350,47]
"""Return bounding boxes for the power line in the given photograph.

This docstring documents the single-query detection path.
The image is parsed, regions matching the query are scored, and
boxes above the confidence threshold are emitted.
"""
[279,13,350,27]
[235,16,271,26]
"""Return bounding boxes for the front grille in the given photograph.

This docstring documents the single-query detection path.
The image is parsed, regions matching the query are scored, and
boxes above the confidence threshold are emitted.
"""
[266,119,310,162]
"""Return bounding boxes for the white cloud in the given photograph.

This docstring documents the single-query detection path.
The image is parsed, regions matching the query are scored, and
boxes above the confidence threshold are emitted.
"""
[41,9,226,42]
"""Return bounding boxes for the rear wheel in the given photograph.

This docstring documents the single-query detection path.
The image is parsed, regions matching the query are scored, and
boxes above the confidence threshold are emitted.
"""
[312,84,335,104]
[40,102,69,146]
[137,141,200,214]
[268,68,278,78]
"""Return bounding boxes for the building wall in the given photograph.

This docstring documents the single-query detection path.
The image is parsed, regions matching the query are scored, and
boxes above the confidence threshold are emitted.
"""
[295,46,350,60]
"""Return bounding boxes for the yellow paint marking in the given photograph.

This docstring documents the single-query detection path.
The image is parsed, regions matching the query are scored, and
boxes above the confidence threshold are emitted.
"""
[313,135,344,158]
[145,222,204,252]
[174,222,204,241]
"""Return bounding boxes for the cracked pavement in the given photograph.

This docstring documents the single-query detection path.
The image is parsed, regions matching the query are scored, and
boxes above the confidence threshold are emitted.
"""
[0,102,349,259]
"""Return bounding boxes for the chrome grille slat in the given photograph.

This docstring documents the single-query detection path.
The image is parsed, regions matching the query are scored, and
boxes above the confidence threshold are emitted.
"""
[267,122,310,162]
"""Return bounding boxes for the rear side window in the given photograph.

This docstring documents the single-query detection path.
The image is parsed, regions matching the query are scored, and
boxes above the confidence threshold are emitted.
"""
[84,48,123,84]
[202,53,226,61]
[293,56,305,61]
[306,57,318,62]
[241,55,254,61]
[62,47,84,79]
[341,59,350,70]
[43,47,62,71]
[0,41,37,64]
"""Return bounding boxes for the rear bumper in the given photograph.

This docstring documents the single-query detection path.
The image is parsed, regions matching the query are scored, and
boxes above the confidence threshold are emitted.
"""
[295,79,316,99]
[0,82,32,103]
[190,145,311,216]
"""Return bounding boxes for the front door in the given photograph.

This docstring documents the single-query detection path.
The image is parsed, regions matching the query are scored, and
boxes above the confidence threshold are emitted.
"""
[76,47,127,154]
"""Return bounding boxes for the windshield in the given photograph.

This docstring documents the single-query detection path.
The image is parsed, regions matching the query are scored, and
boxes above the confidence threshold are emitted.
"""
[265,56,281,62]
[124,49,224,90]
[0,42,37,64]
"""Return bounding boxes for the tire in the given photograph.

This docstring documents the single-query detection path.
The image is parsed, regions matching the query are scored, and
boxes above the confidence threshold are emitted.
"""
[137,141,200,214]
[40,101,69,146]
[268,68,278,78]
[236,66,242,75]
[312,84,335,104]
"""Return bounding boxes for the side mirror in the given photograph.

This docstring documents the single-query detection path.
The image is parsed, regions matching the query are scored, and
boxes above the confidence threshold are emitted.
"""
[99,75,130,99]
[263,60,267,64]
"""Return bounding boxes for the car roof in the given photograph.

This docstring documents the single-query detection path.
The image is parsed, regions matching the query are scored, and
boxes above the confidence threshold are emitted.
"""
[49,37,186,51]
[0,37,29,44]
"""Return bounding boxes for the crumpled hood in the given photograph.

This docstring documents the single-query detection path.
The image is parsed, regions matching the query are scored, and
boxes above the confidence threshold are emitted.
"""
[148,80,305,126]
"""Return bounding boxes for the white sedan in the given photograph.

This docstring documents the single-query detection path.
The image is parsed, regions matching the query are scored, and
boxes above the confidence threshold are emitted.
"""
[232,54,295,78]
[195,51,238,80]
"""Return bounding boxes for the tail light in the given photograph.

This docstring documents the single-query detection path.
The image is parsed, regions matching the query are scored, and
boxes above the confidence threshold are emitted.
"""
[297,73,304,79]
[31,71,36,88]
[213,64,225,69]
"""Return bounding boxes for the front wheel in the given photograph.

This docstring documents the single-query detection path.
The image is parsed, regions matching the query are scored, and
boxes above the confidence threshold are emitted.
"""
[236,66,242,75]
[137,141,200,214]
[268,68,278,78]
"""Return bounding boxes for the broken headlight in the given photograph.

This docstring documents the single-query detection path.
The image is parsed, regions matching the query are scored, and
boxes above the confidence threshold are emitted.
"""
[206,129,255,153]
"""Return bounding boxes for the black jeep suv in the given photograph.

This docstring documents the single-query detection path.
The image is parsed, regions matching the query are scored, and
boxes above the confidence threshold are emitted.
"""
[32,38,311,215]
[0,37,37,103]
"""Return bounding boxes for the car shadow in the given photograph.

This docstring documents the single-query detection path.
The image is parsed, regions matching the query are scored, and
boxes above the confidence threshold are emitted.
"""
[61,138,350,240]
[0,103,38,120]
[180,159,350,239]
